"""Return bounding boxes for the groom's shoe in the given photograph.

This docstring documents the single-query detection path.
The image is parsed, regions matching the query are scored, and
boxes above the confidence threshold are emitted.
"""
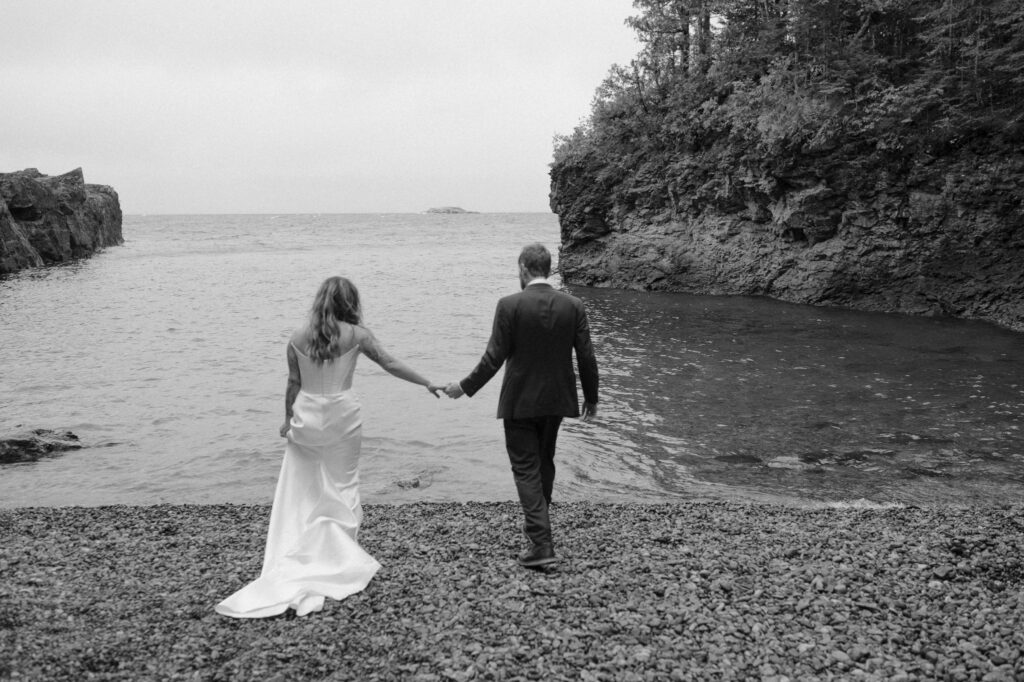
[518,542,558,568]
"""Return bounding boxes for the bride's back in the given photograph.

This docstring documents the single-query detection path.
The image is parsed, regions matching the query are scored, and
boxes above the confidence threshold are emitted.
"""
[291,323,361,395]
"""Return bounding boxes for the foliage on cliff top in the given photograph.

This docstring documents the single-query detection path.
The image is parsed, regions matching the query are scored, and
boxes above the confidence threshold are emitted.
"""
[552,0,1024,215]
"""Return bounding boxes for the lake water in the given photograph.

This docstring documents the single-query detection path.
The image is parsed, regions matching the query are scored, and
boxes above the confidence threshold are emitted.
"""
[1,213,1022,508]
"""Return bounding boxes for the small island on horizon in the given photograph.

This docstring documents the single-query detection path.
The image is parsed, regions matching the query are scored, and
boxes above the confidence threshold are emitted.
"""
[424,206,477,214]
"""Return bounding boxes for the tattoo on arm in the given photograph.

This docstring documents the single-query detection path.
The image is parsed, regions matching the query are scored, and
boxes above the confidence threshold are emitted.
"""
[359,329,396,368]
[357,326,429,387]
[284,344,301,417]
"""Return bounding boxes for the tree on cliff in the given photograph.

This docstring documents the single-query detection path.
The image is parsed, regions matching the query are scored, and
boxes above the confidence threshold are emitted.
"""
[548,0,1024,330]
[553,0,1024,182]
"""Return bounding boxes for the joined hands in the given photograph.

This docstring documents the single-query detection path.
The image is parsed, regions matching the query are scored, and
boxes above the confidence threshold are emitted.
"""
[426,382,463,398]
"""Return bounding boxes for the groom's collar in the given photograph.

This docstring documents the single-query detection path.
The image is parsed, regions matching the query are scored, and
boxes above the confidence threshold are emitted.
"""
[526,277,551,287]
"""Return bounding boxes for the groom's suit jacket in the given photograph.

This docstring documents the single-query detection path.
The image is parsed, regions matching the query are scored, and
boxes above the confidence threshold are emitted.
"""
[461,282,599,420]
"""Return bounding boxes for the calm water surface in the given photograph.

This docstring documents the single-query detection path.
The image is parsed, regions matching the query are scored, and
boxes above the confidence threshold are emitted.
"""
[1,213,1022,508]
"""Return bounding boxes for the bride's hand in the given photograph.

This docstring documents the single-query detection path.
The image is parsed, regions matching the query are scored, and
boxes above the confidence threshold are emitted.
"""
[427,383,444,398]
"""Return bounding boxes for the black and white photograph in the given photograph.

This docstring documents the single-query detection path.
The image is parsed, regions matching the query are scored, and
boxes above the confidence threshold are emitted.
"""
[2,0,1022,679]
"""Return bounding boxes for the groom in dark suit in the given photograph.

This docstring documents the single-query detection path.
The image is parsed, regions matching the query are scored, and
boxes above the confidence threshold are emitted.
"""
[445,243,599,568]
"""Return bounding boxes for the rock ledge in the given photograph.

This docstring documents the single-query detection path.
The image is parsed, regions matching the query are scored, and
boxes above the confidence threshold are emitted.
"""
[0,429,82,464]
[0,167,123,275]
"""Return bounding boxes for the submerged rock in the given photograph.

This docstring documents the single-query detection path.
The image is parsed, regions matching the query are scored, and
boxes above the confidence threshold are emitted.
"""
[0,429,82,464]
[0,168,122,275]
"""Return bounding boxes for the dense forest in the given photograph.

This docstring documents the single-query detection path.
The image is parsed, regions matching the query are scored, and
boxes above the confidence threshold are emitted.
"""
[549,0,1024,330]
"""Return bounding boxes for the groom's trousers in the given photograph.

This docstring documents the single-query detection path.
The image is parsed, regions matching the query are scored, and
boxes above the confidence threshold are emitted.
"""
[503,415,563,547]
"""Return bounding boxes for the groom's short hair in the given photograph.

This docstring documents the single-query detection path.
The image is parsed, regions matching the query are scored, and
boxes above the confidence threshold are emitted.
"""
[519,243,551,277]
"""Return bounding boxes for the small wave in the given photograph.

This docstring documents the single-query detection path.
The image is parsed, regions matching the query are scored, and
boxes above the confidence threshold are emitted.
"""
[822,499,907,510]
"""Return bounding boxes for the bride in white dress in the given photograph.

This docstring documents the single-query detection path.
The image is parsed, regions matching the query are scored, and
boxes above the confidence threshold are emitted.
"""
[216,276,442,618]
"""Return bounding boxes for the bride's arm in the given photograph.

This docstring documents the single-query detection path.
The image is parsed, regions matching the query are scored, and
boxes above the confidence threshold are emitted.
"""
[357,327,441,397]
[280,343,302,436]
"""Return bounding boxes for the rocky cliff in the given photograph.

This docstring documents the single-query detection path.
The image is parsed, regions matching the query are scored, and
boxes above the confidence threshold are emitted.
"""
[0,168,123,275]
[550,147,1024,333]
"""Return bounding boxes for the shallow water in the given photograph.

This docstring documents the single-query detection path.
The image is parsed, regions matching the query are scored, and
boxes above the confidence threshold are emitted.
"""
[1,213,1022,508]
[569,289,1024,507]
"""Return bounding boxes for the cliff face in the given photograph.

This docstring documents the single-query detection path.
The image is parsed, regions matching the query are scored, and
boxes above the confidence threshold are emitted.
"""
[0,168,123,275]
[550,148,1024,333]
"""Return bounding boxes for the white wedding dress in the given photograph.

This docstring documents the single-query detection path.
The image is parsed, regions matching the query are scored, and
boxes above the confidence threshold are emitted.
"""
[216,344,381,618]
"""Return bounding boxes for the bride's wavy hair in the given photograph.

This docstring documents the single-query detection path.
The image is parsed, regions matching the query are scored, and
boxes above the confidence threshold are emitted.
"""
[307,276,362,364]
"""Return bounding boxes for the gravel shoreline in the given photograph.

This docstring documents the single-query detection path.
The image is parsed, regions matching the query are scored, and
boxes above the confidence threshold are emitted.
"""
[1,501,1022,681]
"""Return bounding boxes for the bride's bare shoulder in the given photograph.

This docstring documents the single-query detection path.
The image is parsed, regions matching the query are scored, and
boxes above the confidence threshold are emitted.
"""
[289,327,311,349]
[349,324,375,344]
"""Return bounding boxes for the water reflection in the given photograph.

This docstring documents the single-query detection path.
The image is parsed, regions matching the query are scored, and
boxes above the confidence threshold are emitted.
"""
[563,287,1024,506]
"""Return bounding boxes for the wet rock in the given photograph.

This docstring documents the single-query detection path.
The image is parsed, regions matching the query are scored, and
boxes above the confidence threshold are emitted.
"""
[0,168,122,275]
[0,429,82,464]
[551,152,1024,333]
[714,454,762,464]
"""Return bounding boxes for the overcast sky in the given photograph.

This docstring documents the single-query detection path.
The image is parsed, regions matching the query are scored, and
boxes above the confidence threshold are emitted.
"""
[1,1,641,214]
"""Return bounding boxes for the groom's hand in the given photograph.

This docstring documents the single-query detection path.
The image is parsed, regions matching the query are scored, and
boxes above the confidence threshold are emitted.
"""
[444,382,465,399]
[581,402,597,422]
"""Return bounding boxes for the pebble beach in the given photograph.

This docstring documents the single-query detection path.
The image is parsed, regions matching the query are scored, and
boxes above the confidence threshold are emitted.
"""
[1,501,1022,681]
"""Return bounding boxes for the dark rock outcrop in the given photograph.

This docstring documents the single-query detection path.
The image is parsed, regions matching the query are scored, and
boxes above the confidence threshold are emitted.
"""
[0,429,82,464]
[0,168,122,275]
[550,150,1024,332]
